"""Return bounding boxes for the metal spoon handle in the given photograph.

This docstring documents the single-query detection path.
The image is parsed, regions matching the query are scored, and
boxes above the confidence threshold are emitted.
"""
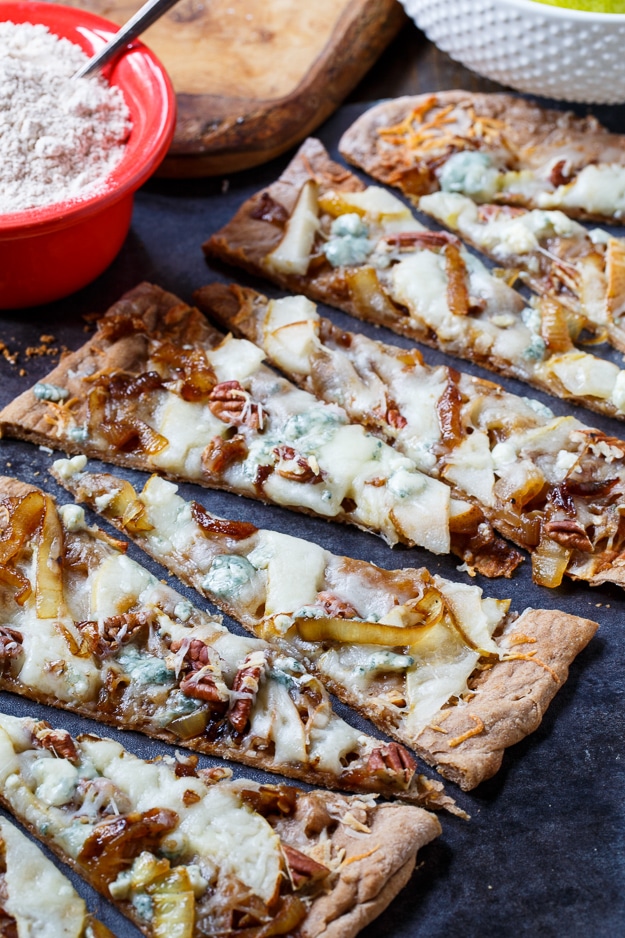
[73,0,181,79]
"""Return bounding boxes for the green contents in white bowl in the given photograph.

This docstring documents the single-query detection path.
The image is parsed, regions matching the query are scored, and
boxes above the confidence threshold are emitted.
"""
[532,0,625,11]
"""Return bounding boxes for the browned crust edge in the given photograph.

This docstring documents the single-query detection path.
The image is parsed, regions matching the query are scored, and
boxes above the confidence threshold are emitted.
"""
[0,281,427,549]
[300,803,441,938]
[203,137,625,424]
[337,91,625,224]
[194,281,625,594]
[0,473,453,809]
[55,468,598,792]
[0,760,440,938]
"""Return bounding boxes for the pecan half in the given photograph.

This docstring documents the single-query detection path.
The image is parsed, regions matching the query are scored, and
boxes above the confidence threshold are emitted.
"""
[171,637,230,706]
[201,434,248,476]
[282,844,330,890]
[171,637,211,670]
[544,520,593,552]
[0,627,23,660]
[367,742,416,789]
[180,665,230,706]
[31,723,79,764]
[228,650,267,733]
[315,591,358,619]
[208,380,264,429]
[76,612,150,658]
[273,445,323,484]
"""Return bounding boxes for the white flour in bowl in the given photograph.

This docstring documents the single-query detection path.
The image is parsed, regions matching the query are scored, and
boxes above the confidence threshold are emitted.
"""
[0,21,132,215]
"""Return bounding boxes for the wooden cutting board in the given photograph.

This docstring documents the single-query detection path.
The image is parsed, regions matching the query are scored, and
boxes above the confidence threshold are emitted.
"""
[61,0,405,176]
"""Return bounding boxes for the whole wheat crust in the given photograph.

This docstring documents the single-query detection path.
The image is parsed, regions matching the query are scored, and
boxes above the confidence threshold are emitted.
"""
[0,733,441,938]
[204,138,625,424]
[56,469,598,792]
[338,91,625,222]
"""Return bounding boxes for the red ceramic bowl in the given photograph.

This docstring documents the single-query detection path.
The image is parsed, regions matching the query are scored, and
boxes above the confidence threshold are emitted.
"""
[0,2,176,309]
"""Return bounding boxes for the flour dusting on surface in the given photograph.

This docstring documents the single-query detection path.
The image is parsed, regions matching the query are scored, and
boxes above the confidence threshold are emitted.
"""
[0,22,132,214]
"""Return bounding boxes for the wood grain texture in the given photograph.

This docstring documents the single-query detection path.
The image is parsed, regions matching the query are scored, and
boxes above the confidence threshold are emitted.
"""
[60,0,405,175]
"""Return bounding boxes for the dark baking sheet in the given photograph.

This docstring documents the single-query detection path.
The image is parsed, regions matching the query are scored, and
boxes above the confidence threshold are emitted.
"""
[1,100,625,938]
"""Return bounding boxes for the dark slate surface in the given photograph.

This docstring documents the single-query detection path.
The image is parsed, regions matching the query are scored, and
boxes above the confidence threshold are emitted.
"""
[1,87,625,936]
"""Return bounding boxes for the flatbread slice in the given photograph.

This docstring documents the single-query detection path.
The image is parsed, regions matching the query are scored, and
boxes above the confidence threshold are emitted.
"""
[203,137,625,423]
[54,459,598,791]
[0,817,114,938]
[0,281,520,577]
[339,91,625,223]
[0,475,453,810]
[419,192,625,354]
[0,711,441,938]
[195,281,625,592]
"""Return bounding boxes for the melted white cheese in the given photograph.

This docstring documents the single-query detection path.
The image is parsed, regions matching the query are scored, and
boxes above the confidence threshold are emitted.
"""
[79,737,282,903]
[1,818,87,938]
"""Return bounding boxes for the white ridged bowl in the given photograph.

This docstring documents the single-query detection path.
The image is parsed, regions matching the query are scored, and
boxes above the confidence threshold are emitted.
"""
[402,0,625,104]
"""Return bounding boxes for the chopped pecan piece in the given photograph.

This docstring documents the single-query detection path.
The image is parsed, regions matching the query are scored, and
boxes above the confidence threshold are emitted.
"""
[191,501,258,540]
[31,723,79,764]
[550,159,573,188]
[201,434,248,476]
[174,753,199,778]
[385,399,407,429]
[367,742,416,789]
[0,627,23,660]
[282,844,330,890]
[273,445,324,484]
[228,650,267,733]
[315,591,358,619]
[208,380,264,429]
[198,766,232,785]
[544,519,593,552]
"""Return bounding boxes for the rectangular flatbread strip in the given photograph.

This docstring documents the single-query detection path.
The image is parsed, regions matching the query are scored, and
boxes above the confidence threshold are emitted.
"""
[54,459,598,791]
[0,474,453,811]
[0,711,441,938]
[0,281,519,577]
[419,192,625,355]
[338,91,625,223]
[204,137,625,423]
[0,817,114,938]
[195,281,625,592]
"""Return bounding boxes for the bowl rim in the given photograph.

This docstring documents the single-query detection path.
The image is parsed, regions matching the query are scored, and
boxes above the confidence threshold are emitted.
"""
[0,1,177,239]
[479,0,625,20]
